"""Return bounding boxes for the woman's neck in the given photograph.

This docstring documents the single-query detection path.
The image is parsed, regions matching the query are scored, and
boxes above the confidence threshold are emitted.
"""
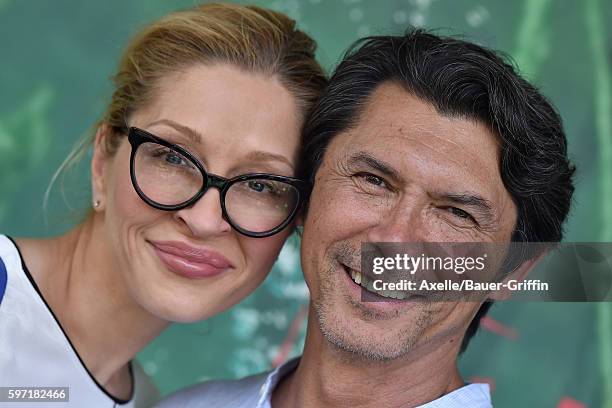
[15,215,169,399]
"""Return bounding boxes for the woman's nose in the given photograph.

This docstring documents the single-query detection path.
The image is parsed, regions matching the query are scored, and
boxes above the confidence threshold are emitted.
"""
[173,188,232,237]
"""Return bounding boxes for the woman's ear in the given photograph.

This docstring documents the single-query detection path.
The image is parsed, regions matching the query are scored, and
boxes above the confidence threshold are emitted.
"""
[91,125,111,211]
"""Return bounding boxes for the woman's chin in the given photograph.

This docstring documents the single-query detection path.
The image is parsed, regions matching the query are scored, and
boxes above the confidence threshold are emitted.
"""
[129,267,263,323]
[133,289,217,323]
[152,302,214,323]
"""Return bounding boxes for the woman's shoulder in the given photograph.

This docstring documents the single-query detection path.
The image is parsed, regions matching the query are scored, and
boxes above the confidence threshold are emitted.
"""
[0,234,24,301]
[0,235,63,292]
[0,235,11,305]
[0,234,42,272]
[0,235,46,296]
[0,234,120,406]
[0,234,57,326]
[0,234,47,315]
[0,234,20,262]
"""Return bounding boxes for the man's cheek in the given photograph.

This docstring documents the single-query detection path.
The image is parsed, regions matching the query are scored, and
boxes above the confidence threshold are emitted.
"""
[328,194,379,227]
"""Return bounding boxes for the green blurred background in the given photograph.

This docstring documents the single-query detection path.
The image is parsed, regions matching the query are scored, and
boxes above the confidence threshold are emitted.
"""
[1,0,611,406]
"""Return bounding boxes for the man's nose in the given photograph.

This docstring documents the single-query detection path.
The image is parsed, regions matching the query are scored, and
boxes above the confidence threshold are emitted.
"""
[365,197,425,243]
[174,188,232,237]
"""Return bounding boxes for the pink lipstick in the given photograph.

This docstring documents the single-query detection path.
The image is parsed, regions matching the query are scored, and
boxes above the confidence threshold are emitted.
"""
[150,241,233,279]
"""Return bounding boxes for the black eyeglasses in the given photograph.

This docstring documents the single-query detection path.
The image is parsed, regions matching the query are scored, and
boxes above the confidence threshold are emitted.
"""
[127,127,310,238]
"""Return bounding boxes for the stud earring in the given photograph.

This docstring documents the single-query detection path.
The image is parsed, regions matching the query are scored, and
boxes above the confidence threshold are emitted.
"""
[93,200,101,208]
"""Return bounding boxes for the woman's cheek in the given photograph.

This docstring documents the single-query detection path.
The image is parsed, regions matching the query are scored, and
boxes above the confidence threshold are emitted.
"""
[241,231,291,281]
[108,149,156,222]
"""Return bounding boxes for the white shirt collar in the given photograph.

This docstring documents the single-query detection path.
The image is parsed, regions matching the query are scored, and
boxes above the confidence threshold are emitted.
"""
[256,357,492,408]
[256,358,300,408]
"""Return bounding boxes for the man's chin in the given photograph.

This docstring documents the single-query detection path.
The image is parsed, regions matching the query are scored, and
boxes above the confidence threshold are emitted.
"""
[313,292,431,362]
[307,257,436,361]
[316,310,420,361]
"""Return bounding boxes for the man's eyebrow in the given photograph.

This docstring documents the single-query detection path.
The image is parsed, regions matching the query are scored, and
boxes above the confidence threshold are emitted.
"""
[347,151,401,182]
[146,119,202,144]
[441,193,496,221]
[243,150,294,171]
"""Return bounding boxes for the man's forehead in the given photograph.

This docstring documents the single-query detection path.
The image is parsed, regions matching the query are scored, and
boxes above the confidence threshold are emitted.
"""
[352,82,498,150]
[332,83,501,175]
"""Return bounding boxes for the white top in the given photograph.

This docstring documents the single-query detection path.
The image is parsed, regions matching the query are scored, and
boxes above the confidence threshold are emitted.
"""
[0,235,159,407]
[158,357,492,407]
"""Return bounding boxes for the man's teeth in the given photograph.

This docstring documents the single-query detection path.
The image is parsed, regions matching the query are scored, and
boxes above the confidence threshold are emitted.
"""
[348,268,406,300]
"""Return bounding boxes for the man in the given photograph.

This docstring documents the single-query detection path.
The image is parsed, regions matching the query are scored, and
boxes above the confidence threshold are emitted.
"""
[160,29,575,407]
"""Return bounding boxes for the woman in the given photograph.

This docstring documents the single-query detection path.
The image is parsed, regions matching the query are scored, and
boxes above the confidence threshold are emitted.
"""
[0,3,326,407]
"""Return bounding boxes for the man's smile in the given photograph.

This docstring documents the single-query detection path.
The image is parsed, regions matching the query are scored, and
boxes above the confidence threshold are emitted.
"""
[340,261,412,301]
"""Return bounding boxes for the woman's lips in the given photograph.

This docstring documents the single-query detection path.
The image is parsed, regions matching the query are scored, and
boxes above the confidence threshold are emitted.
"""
[150,241,234,279]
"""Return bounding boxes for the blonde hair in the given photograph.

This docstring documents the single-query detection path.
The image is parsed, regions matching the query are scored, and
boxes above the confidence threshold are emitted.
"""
[44,2,327,218]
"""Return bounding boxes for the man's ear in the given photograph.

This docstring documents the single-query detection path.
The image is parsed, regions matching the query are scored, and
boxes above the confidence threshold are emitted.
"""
[91,125,111,211]
[488,250,548,301]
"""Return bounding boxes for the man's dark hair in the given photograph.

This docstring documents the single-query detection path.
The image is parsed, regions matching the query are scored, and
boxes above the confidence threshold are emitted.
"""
[298,29,575,352]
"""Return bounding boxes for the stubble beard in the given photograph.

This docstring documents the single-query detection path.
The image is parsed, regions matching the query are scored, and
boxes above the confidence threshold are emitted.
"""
[312,241,434,362]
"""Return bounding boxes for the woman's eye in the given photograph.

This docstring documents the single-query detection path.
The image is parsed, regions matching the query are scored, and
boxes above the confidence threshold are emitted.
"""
[165,153,185,165]
[248,181,264,192]
[151,148,189,167]
[248,180,276,194]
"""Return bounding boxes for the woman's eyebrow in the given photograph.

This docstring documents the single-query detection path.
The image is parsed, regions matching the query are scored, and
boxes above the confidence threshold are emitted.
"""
[243,151,294,170]
[145,119,202,144]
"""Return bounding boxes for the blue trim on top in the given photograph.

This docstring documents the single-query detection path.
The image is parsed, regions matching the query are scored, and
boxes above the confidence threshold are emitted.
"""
[0,256,7,305]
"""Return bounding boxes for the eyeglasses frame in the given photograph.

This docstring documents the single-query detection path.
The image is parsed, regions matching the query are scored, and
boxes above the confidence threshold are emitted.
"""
[127,126,310,238]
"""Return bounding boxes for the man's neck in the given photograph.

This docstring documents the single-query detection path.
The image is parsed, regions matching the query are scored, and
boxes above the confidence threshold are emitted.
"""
[272,306,465,408]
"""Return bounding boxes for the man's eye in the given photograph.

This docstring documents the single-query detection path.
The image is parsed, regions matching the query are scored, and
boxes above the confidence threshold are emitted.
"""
[448,207,475,222]
[356,173,385,187]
